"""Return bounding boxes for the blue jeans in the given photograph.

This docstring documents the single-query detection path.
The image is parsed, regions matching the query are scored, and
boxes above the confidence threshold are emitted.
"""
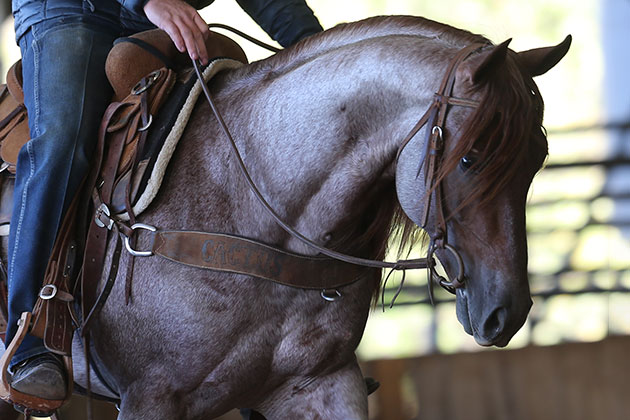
[5,16,122,366]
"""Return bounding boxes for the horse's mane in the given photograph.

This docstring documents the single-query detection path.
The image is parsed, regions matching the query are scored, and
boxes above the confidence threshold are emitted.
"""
[226,15,490,87]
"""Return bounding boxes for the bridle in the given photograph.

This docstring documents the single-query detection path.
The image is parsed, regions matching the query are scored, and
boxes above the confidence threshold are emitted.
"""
[393,42,486,299]
[193,36,487,300]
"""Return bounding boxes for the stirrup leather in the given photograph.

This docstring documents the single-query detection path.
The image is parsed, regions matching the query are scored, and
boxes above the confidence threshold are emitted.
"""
[0,312,73,414]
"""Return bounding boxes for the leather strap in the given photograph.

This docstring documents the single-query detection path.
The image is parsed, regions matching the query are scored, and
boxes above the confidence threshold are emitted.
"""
[152,231,374,289]
[30,177,83,353]
[81,102,132,332]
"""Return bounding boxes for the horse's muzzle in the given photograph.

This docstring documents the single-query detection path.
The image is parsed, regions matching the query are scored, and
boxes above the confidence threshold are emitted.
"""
[456,287,532,347]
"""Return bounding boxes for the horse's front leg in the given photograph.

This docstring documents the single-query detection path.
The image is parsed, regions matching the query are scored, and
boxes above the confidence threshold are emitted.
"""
[257,359,368,420]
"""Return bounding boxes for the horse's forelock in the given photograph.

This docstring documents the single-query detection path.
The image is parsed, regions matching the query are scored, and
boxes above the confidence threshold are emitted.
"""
[436,52,548,213]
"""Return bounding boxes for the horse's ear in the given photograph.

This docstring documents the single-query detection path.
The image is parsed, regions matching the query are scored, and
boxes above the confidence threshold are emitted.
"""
[472,39,511,84]
[517,35,572,77]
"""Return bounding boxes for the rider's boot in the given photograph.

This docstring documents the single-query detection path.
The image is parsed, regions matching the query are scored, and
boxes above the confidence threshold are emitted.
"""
[10,352,66,414]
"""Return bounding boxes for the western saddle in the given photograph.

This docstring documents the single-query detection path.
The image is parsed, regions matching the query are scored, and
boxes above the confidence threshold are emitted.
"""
[0,28,247,415]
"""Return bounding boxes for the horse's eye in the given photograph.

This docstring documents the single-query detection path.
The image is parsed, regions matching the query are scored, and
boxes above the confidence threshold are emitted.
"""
[460,155,477,172]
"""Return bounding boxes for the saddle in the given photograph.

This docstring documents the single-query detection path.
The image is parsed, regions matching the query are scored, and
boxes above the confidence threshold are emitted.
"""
[0,60,28,174]
[0,28,247,414]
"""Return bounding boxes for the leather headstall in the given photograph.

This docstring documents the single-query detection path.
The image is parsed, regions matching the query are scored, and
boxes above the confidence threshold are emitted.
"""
[397,43,486,301]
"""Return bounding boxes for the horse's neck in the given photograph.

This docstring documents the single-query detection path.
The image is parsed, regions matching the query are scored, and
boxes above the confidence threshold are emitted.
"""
[206,37,450,255]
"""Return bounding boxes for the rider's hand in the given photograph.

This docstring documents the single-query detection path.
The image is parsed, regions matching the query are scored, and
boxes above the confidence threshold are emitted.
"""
[143,0,211,64]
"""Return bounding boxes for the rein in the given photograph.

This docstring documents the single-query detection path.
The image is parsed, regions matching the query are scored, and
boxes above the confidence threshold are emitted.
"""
[188,39,485,297]
[192,60,427,272]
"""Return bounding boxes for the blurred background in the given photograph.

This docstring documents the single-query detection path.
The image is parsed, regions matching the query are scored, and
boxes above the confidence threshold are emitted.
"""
[2,0,629,418]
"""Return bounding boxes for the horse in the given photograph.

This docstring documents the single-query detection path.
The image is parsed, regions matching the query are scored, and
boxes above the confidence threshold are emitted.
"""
[3,15,570,419]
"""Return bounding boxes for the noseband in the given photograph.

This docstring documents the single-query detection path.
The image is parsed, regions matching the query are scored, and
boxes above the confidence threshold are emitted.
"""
[193,40,486,302]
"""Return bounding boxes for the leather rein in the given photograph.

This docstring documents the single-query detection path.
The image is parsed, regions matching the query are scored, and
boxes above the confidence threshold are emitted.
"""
[108,36,486,300]
[187,39,486,298]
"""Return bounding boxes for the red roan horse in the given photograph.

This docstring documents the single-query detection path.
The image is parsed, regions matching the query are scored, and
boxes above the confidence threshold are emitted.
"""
[3,15,569,420]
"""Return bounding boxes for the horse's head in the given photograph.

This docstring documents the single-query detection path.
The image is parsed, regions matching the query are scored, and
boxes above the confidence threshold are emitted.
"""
[396,36,571,347]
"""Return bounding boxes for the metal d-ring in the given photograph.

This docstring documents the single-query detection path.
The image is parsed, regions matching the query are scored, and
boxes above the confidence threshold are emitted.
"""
[138,114,153,132]
[124,223,157,257]
[431,125,443,138]
[321,289,342,302]
[428,242,465,294]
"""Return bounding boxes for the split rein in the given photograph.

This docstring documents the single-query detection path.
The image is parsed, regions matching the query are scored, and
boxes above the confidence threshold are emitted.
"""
[118,27,485,303]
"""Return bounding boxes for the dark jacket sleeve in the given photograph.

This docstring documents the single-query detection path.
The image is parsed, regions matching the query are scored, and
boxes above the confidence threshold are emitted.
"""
[235,0,322,47]
[119,0,214,15]
[119,0,150,14]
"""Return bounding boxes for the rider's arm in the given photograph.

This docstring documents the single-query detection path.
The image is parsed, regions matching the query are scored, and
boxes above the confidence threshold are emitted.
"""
[235,0,323,47]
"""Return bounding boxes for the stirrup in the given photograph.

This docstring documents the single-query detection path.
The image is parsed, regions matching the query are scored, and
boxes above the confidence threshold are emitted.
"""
[0,312,71,414]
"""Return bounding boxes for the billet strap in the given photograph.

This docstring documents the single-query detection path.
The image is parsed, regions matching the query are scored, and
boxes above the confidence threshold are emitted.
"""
[81,101,133,332]
[152,231,375,289]
[81,68,175,333]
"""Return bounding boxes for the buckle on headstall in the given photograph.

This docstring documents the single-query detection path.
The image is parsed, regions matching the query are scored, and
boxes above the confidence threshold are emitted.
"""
[94,203,114,230]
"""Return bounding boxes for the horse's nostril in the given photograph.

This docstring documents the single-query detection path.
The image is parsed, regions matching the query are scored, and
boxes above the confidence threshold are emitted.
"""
[483,306,507,337]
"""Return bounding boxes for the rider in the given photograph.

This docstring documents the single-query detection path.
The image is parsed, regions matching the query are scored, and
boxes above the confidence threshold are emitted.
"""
[5,0,321,408]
